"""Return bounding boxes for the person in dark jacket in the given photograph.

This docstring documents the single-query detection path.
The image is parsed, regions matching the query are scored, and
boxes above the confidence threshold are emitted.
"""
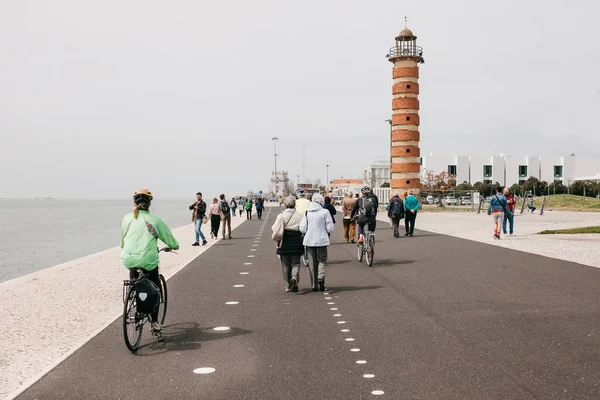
[387,193,404,238]
[256,198,264,220]
[189,192,208,246]
[324,196,337,238]
[271,196,304,292]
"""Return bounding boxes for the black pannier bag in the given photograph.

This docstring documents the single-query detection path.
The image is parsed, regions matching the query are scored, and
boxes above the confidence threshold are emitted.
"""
[134,277,160,314]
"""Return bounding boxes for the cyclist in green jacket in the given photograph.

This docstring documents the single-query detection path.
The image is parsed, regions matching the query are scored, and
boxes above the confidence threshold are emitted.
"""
[120,189,179,331]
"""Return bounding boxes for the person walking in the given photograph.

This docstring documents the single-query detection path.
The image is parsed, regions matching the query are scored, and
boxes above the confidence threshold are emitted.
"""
[324,196,337,237]
[388,193,405,238]
[295,189,311,215]
[300,193,334,292]
[271,196,304,292]
[502,187,516,237]
[208,197,222,239]
[342,192,357,243]
[120,189,179,332]
[230,197,238,218]
[220,194,232,240]
[189,192,208,246]
[245,198,253,220]
[403,190,420,237]
[256,198,264,220]
[488,187,509,239]
[238,198,246,217]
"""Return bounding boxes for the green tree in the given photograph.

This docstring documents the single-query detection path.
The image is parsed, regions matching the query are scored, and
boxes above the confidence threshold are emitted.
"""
[522,177,540,195]
[455,181,473,190]
[509,183,521,196]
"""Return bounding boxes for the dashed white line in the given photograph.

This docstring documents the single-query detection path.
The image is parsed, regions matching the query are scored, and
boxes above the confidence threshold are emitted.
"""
[341,329,350,332]
[225,301,239,305]
[356,360,367,364]
[372,390,384,395]
[350,348,360,352]
[193,367,215,374]
[330,308,338,311]
[233,285,245,288]
[247,255,255,258]
[333,314,342,317]
[213,327,230,331]
[244,262,252,265]
[345,338,355,342]
[337,321,346,324]
[239,272,249,275]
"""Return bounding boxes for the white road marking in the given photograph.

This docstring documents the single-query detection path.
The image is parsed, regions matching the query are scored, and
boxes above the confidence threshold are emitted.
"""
[193,367,215,374]
[233,285,245,288]
[225,301,239,305]
[372,390,384,395]
[247,255,255,258]
[333,314,342,317]
[345,338,355,342]
[213,327,230,331]
[244,262,252,265]
[240,272,249,275]
[341,329,350,332]
[350,348,360,352]
[363,374,375,379]
[330,308,338,311]
[356,360,367,364]
[337,321,346,324]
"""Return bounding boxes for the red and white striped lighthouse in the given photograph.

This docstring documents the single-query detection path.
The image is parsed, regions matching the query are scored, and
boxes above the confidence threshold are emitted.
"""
[387,26,424,195]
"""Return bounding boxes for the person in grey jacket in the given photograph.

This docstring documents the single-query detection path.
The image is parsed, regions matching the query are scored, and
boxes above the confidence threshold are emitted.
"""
[300,193,334,292]
[487,187,509,240]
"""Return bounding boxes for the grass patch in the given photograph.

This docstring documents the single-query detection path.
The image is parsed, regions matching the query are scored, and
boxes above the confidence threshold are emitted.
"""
[542,194,600,212]
[539,226,600,235]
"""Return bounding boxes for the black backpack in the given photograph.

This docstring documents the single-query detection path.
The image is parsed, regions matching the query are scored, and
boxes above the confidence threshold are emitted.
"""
[361,197,375,216]
[221,201,230,215]
[134,277,160,315]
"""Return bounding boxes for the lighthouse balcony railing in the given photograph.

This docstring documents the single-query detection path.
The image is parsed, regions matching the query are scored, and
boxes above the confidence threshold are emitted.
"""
[388,46,424,58]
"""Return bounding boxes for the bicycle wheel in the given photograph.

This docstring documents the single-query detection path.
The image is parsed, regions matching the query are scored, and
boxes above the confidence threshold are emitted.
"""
[156,274,168,325]
[366,236,374,267]
[123,286,143,352]
[357,242,364,262]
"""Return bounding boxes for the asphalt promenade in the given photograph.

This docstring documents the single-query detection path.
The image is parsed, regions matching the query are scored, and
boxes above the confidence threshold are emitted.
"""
[18,207,600,399]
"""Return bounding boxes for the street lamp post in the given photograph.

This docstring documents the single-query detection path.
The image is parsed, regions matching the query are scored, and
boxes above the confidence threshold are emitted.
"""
[272,137,279,197]
[385,119,392,186]
[326,164,330,194]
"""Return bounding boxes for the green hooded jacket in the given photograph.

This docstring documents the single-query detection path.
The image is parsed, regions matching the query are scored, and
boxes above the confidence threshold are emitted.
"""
[120,210,180,270]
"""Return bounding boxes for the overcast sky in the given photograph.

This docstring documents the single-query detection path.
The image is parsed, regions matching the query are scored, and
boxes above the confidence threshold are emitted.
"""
[1,0,598,199]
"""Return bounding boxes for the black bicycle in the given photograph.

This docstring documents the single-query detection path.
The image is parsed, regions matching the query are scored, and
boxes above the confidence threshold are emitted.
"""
[122,247,171,352]
[357,222,375,267]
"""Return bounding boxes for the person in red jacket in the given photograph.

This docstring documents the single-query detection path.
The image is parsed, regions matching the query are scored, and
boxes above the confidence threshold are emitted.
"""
[502,187,516,237]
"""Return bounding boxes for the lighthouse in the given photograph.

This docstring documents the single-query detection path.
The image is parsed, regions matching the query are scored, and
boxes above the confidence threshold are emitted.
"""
[387,26,424,196]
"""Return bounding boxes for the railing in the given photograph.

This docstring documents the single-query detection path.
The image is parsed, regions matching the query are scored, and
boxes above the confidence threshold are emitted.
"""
[388,46,424,59]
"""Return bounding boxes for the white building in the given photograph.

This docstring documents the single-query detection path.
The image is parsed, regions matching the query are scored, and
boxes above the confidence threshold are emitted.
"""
[269,171,289,197]
[364,158,391,188]
[420,155,600,187]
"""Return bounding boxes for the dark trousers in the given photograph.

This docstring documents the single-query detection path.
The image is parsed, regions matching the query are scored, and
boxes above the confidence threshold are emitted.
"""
[246,209,252,220]
[129,268,160,322]
[257,208,263,219]
[210,214,221,236]
[405,211,417,235]
[391,217,401,236]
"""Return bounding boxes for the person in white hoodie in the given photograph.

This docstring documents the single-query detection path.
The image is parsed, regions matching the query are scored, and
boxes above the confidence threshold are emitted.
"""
[300,193,334,292]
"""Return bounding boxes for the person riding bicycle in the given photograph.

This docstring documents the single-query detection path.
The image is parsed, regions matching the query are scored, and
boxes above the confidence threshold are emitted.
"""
[351,186,379,244]
[120,189,179,332]
[294,189,311,215]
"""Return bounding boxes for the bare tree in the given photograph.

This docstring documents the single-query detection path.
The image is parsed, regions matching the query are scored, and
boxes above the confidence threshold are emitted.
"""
[283,179,295,197]
[363,169,376,189]
[313,178,321,188]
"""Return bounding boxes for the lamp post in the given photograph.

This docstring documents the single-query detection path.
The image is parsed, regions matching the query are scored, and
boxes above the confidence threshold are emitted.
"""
[326,164,330,194]
[272,137,279,196]
[385,119,392,185]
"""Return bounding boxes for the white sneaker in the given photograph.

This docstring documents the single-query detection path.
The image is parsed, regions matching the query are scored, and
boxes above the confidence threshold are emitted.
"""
[151,321,162,331]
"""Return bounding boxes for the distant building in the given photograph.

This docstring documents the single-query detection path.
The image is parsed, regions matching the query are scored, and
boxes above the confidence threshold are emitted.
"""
[421,155,600,187]
[329,179,365,196]
[269,171,289,197]
[364,158,390,188]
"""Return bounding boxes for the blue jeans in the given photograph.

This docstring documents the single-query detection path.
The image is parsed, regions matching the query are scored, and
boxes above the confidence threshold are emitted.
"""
[195,219,206,242]
[502,212,514,234]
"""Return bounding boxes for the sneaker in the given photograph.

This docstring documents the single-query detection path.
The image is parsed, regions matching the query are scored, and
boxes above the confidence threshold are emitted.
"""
[151,321,162,331]
[350,239,356,244]
[202,240,208,246]
[290,278,298,293]
[210,233,214,239]
[192,242,200,246]
[510,234,516,237]
[285,286,291,292]
[312,287,319,292]
[318,279,325,292]
[408,233,414,237]
[405,233,410,236]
